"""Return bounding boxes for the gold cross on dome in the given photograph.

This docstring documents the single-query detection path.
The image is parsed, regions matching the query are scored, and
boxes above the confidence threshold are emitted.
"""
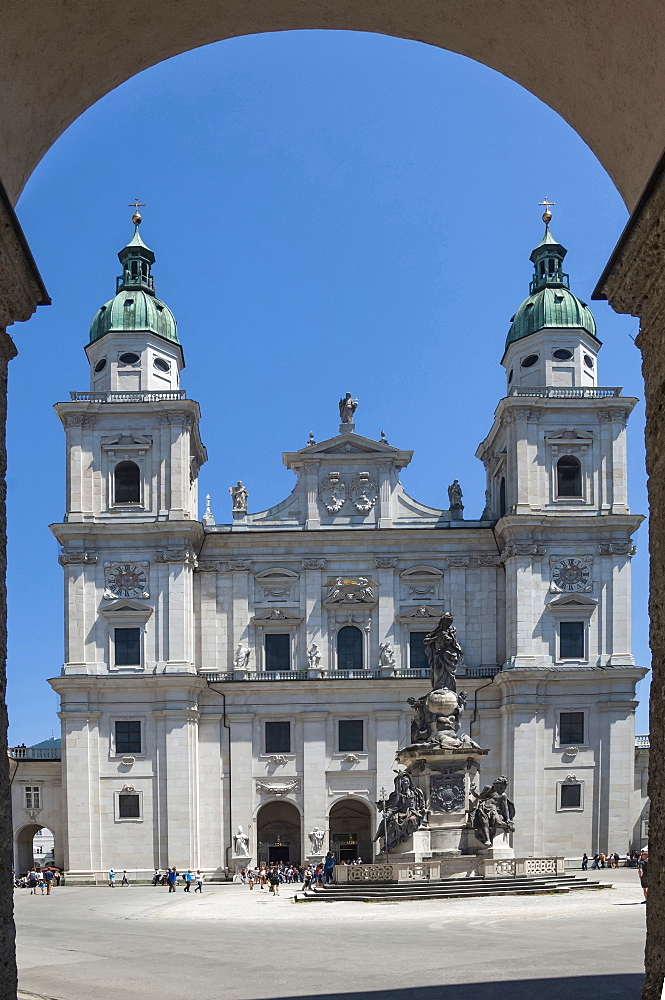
[539,196,555,220]
[128,198,146,225]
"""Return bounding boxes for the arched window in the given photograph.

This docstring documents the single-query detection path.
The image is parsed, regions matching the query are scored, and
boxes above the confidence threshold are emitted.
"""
[556,455,582,498]
[114,461,141,504]
[499,477,506,518]
[337,626,363,671]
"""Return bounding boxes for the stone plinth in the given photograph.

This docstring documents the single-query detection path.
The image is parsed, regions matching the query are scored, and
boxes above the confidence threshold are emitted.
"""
[388,743,495,862]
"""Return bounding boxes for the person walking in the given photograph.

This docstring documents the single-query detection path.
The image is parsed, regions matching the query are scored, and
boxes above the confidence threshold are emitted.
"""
[121,870,129,886]
[27,869,38,895]
[581,853,588,871]
[194,871,204,893]
[638,849,649,903]
[183,870,193,892]
[152,869,160,886]
[108,869,116,888]
[38,870,46,894]
[167,867,178,892]
[269,867,280,895]
[43,868,54,894]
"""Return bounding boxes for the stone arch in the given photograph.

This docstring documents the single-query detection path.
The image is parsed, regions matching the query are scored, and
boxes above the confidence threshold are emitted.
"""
[14,823,56,875]
[256,799,302,865]
[328,796,374,863]
[2,11,665,205]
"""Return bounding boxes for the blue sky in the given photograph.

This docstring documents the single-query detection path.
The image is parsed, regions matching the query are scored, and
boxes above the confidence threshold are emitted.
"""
[7,30,649,744]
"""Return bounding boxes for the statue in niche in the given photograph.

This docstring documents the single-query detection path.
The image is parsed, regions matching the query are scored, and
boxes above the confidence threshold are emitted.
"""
[308,828,326,854]
[229,480,249,512]
[470,776,516,847]
[447,479,463,509]
[374,772,426,853]
[233,824,250,856]
[233,643,250,671]
[424,612,463,692]
[339,392,358,424]
[307,643,322,670]
[378,641,395,667]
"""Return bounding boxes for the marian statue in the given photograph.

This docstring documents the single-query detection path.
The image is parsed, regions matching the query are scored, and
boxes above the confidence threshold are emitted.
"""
[470,776,516,847]
[229,480,249,512]
[233,824,250,857]
[374,772,427,853]
[339,392,359,424]
[423,612,463,692]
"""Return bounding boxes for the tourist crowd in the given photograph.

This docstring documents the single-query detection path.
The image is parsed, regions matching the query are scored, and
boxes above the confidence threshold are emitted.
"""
[580,850,644,870]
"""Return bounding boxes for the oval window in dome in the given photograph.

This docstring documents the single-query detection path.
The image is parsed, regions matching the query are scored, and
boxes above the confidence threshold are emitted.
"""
[584,354,595,369]
[521,354,539,368]
[153,358,170,373]
[94,358,107,373]
[553,349,573,361]
[118,352,140,365]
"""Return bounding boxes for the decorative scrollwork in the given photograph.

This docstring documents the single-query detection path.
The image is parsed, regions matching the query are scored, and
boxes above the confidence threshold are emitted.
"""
[348,865,394,882]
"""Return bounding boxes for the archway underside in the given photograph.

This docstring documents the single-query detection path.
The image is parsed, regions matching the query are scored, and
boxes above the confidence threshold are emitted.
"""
[2,1,665,205]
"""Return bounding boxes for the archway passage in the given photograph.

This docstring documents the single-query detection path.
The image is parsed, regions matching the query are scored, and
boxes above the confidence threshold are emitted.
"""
[15,824,54,875]
[256,800,301,865]
[329,798,372,863]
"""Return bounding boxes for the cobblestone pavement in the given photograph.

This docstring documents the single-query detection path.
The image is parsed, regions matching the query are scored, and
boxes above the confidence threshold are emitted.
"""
[14,868,645,1000]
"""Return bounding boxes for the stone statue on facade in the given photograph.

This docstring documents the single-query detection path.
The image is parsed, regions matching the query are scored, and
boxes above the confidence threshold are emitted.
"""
[308,828,326,854]
[424,612,462,692]
[234,642,250,671]
[470,776,516,847]
[307,643,321,670]
[339,392,358,424]
[233,824,250,856]
[378,641,395,667]
[374,772,427,853]
[447,479,463,509]
[229,480,249,512]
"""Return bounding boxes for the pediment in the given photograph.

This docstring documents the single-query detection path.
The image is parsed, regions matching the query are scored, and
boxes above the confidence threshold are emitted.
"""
[100,432,152,450]
[250,608,304,624]
[255,567,300,581]
[99,598,153,621]
[400,565,443,580]
[545,594,597,611]
[284,433,413,471]
[395,605,443,624]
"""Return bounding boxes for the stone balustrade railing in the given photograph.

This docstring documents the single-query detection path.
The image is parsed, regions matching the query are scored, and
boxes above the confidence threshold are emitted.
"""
[509,386,621,399]
[69,390,187,403]
[9,747,61,760]
[203,668,430,682]
[636,735,650,748]
[334,856,564,883]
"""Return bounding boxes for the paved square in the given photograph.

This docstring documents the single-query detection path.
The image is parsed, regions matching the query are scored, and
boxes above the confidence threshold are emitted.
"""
[14,869,645,1000]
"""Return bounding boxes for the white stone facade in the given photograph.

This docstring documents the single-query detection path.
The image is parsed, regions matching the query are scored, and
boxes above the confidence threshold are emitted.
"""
[39,225,648,875]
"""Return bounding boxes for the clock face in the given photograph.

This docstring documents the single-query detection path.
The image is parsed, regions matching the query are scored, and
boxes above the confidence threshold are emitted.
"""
[551,558,590,592]
[106,563,148,598]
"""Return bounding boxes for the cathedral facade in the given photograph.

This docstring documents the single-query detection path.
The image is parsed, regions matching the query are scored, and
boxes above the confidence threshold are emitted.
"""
[23,211,646,875]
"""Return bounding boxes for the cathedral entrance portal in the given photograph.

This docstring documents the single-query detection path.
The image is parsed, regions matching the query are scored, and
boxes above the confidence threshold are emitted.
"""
[256,800,301,866]
[329,798,373,863]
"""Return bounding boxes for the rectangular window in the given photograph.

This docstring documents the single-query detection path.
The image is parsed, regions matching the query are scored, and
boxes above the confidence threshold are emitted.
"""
[265,721,291,754]
[115,720,142,754]
[265,633,290,672]
[559,621,585,659]
[338,720,364,752]
[25,786,40,809]
[560,783,582,809]
[114,627,141,666]
[409,632,429,671]
[118,793,141,819]
[559,711,585,745]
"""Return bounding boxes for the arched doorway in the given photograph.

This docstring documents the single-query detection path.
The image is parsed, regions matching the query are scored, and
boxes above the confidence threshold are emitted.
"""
[329,798,373,863]
[15,824,54,875]
[256,800,301,865]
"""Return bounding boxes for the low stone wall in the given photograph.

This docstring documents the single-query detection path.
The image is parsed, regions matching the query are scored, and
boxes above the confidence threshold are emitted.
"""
[334,857,564,883]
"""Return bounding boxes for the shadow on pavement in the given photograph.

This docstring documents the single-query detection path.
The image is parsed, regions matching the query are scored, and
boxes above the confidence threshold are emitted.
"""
[271,975,643,1000]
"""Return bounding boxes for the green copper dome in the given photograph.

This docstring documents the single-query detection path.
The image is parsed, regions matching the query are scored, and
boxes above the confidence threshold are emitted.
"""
[89,225,180,346]
[505,223,598,352]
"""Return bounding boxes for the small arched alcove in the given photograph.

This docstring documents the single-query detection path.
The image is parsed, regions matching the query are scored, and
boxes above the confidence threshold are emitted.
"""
[15,824,55,875]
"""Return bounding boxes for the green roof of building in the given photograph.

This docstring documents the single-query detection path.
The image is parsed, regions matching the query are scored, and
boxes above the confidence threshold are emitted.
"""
[505,222,599,351]
[88,224,179,346]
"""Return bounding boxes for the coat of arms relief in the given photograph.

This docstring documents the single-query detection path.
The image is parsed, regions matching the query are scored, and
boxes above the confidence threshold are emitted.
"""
[319,470,378,514]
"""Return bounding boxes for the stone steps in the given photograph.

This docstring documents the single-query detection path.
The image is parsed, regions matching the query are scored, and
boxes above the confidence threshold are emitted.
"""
[294,875,609,902]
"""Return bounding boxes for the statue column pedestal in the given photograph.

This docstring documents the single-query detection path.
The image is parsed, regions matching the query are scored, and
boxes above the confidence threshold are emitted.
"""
[231,855,251,873]
[308,853,325,866]
[476,830,514,859]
